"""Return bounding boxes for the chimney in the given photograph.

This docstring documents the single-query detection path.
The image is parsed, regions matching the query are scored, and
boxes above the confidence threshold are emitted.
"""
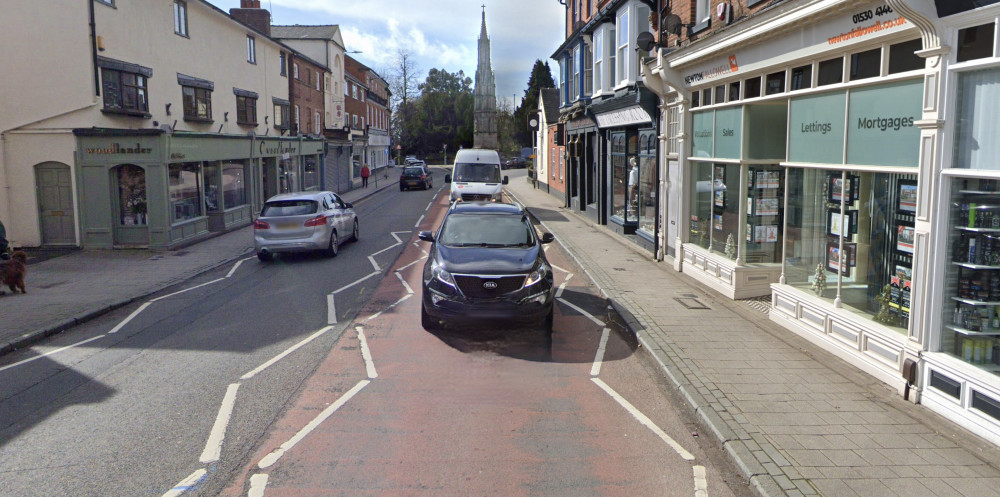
[230,1,270,36]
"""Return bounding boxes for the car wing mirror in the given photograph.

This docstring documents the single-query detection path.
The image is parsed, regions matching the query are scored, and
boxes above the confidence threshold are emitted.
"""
[445,174,451,183]
[540,232,554,244]
[502,176,509,185]
[418,230,435,242]
[344,202,352,209]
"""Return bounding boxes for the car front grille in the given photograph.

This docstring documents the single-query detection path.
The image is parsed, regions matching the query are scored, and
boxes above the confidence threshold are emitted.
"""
[454,275,526,298]
[461,193,492,202]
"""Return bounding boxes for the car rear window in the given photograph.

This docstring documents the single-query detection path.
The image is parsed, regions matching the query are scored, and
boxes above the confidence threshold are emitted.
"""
[439,214,533,246]
[261,200,317,217]
[404,167,424,176]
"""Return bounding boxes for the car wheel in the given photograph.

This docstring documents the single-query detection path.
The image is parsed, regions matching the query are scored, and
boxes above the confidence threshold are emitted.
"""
[257,251,273,262]
[326,230,339,257]
[421,304,438,331]
[350,219,359,243]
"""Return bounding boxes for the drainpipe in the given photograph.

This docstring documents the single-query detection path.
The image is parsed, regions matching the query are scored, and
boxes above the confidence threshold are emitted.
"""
[89,0,99,96]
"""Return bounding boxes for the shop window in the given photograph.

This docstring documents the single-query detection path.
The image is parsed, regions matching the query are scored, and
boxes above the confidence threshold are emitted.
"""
[302,159,318,191]
[957,23,996,63]
[849,48,881,81]
[715,85,726,104]
[785,169,914,332]
[765,71,785,95]
[204,163,219,212]
[954,67,1000,170]
[745,166,784,263]
[744,77,761,98]
[943,177,1000,370]
[889,39,924,74]
[101,67,150,116]
[688,163,740,259]
[691,91,700,108]
[790,65,812,91]
[817,57,843,86]
[611,132,635,222]
[637,130,657,235]
[182,85,212,121]
[169,162,203,223]
[222,162,247,207]
[702,88,713,106]
[729,81,740,101]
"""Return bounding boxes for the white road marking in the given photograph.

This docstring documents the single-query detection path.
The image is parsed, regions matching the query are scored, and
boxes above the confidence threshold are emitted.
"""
[257,379,370,469]
[162,468,207,497]
[327,294,337,325]
[331,271,379,294]
[149,278,226,302]
[414,214,425,228]
[694,465,709,497]
[590,328,611,377]
[364,294,412,322]
[591,377,695,461]
[413,241,429,256]
[247,474,269,497]
[555,273,574,299]
[226,258,248,278]
[426,201,433,211]
[394,271,414,294]
[356,326,378,379]
[551,263,570,273]
[0,334,106,373]
[397,257,426,271]
[240,326,334,380]
[200,382,241,463]
[108,302,151,333]
[557,297,605,326]
[367,254,381,271]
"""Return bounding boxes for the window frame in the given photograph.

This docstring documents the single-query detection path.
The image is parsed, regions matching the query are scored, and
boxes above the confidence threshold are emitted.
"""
[279,52,287,77]
[247,35,256,64]
[616,9,629,86]
[182,85,213,122]
[273,99,290,130]
[593,28,604,95]
[173,0,188,37]
[236,94,257,126]
[100,67,150,117]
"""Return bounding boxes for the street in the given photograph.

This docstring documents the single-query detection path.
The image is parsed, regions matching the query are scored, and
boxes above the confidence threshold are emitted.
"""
[0,177,750,497]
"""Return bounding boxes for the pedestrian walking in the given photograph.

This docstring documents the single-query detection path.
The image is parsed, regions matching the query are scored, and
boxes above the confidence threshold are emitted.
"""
[361,164,371,188]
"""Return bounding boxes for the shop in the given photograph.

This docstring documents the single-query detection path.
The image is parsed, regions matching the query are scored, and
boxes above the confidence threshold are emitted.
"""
[564,110,598,219]
[591,89,659,253]
[921,6,1000,445]
[74,128,322,250]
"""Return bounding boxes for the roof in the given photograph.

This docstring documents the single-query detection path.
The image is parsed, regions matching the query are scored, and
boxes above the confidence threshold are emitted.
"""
[449,202,524,215]
[539,89,560,123]
[271,25,341,40]
[264,191,332,202]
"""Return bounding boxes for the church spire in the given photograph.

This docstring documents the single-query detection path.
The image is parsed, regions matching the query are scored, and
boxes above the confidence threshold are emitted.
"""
[480,5,488,39]
[473,5,498,150]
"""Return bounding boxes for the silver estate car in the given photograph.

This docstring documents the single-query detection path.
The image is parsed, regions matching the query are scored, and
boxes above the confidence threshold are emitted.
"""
[253,191,359,261]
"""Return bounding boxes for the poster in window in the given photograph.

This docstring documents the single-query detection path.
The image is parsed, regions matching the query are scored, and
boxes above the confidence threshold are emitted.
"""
[714,214,724,231]
[756,198,780,216]
[826,241,852,277]
[828,174,859,205]
[747,223,753,242]
[895,265,912,280]
[896,225,915,254]
[715,189,725,208]
[898,180,917,213]
[766,225,779,243]
[754,225,766,243]
[756,171,780,189]
[827,209,858,237]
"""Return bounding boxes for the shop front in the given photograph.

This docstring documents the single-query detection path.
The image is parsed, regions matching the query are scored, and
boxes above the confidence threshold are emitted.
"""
[592,90,659,253]
[565,111,597,217]
[74,128,322,250]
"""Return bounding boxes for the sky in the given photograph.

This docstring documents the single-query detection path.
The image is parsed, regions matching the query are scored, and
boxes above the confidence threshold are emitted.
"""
[206,0,567,109]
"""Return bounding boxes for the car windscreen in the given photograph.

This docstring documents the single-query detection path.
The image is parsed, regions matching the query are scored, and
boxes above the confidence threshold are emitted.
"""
[404,167,424,176]
[261,200,317,217]
[453,163,501,183]
[439,214,534,247]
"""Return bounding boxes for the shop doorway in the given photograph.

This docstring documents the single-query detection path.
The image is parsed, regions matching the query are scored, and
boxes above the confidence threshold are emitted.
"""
[262,158,279,200]
[111,164,149,247]
[35,162,76,245]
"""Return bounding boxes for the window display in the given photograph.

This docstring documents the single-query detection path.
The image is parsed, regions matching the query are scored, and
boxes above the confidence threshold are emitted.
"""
[169,162,203,223]
[944,178,1000,370]
[745,166,783,263]
[637,131,657,235]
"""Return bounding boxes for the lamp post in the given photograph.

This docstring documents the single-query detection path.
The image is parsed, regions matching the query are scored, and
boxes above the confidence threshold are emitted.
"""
[443,143,448,165]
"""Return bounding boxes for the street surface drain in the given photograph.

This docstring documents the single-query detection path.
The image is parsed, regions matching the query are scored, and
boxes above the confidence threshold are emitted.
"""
[674,296,710,309]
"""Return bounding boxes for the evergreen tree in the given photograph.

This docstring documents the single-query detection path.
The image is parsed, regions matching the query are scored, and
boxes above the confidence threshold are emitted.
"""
[512,60,557,148]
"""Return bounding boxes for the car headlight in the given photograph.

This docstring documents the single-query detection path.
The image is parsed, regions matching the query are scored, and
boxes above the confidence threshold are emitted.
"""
[491,191,503,202]
[432,261,456,288]
[524,262,550,287]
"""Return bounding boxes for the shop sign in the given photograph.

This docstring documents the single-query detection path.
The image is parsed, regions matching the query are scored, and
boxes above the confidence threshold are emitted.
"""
[692,111,714,158]
[256,139,299,157]
[846,79,921,167]
[789,91,847,164]
[594,106,652,128]
[83,141,154,156]
[679,2,910,89]
[714,107,742,160]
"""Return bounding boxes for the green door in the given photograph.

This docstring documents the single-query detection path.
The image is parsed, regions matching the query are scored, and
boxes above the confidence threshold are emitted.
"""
[35,162,76,245]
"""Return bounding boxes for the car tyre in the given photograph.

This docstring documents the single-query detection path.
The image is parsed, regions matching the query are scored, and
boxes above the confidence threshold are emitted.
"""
[257,251,273,262]
[350,219,359,243]
[421,303,438,331]
[326,231,339,257]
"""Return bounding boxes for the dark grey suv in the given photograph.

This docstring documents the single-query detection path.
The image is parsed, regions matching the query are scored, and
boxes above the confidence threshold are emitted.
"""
[418,202,555,333]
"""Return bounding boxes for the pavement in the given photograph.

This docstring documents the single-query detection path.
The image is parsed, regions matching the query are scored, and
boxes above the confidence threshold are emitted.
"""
[5,165,1000,497]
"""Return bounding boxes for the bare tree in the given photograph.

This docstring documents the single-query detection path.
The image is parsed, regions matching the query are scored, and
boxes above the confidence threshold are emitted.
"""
[387,49,422,158]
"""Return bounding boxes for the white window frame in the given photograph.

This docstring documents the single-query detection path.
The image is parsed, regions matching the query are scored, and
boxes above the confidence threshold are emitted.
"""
[293,63,299,80]
[696,0,711,25]
[572,46,581,100]
[593,29,604,95]
[173,0,188,37]
[315,72,321,91]
[314,111,321,134]
[616,9,629,86]
[584,43,593,97]
[247,36,256,64]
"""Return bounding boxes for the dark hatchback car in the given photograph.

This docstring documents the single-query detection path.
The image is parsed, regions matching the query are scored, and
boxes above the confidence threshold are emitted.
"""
[400,165,433,190]
[504,156,528,169]
[418,202,555,333]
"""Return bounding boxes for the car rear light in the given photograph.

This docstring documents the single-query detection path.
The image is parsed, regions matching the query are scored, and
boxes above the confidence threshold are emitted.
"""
[254,219,270,230]
[420,174,426,179]
[303,215,327,227]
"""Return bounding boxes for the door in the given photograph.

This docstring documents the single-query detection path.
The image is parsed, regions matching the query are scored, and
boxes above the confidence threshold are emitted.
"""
[666,159,681,258]
[112,165,149,247]
[35,162,76,245]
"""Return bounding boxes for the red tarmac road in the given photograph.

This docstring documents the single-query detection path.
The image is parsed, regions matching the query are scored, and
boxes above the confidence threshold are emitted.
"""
[220,196,741,497]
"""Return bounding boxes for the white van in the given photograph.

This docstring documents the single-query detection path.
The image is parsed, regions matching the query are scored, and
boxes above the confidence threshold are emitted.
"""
[445,148,508,202]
